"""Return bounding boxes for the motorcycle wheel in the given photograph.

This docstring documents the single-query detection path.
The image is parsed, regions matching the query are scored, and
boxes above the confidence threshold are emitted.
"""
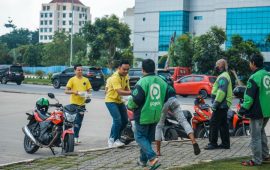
[24,135,39,154]
[120,127,134,145]
[195,126,208,138]
[235,126,250,136]
[164,128,178,141]
[62,134,74,153]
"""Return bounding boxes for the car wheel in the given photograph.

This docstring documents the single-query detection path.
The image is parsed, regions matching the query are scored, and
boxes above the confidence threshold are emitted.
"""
[16,81,22,85]
[53,79,61,89]
[1,77,7,84]
[199,89,208,99]
[92,86,100,91]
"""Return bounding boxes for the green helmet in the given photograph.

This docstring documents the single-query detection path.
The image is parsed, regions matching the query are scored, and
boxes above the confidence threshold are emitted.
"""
[36,98,49,112]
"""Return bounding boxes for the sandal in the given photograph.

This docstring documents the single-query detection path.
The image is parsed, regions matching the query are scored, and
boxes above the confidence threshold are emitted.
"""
[241,160,256,166]
[148,158,161,170]
[193,143,201,155]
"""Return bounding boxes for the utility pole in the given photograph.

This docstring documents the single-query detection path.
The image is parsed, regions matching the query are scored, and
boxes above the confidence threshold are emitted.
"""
[70,0,74,66]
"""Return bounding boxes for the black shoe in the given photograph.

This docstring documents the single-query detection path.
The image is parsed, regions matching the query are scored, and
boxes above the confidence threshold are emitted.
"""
[193,143,201,155]
[204,144,218,150]
[218,144,230,149]
[137,159,147,167]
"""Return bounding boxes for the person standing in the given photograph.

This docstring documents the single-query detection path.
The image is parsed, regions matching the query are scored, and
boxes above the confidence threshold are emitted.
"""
[105,60,131,147]
[65,64,92,144]
[127,59,167,170]
[238,54,270,166]
[205,59,233,150]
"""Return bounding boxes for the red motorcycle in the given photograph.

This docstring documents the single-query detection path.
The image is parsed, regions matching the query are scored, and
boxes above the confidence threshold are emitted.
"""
[22,93,87,154]
[192,95,212,138]
[228,86,250,136]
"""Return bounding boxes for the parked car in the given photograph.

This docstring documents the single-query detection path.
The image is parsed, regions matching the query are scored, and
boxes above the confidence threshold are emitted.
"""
[0,65,24,85]
[51,66,105,91]
[174,75,216,98]
[128,68,173,89]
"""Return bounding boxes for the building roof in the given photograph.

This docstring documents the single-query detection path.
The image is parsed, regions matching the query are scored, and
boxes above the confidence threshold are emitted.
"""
[50,0,85,6]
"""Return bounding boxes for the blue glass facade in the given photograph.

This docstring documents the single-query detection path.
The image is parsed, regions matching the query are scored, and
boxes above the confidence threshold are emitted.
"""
[226,7,270,51]
[159,11,189,51]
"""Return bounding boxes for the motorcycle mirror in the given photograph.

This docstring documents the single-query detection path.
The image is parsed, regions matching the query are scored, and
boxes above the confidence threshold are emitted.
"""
[48,93,55,99]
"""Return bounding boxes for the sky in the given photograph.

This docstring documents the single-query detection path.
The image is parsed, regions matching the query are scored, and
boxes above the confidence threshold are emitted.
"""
[0,0,134,35]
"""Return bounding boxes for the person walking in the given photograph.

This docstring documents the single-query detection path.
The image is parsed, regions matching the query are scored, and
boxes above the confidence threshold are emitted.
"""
[205,59,233,150]
[155,79,201,156]
[238,54,270,166]
[65,64,92,144]
[127,59,167,170]
[105,60,131,147]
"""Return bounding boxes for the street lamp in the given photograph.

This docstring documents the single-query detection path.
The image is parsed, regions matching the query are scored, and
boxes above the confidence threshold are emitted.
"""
[70,0,74,66]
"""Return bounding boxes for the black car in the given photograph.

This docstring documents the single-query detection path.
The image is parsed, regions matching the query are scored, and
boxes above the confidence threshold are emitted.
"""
[51,66,105,91]
[128,68,173,89]
[0,65,24,85]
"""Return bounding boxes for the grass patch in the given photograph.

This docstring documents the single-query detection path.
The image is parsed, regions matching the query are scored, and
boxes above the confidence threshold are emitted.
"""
[169,157,270,170]
[23,78,51,85]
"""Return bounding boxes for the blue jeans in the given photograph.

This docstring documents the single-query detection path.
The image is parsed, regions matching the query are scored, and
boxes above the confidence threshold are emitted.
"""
[74,112,84,138]
[135,122,157,163]
[106,102,128,141]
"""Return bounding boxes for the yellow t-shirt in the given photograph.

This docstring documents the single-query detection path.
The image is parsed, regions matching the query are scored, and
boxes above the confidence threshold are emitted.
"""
[66,76,92,106]
[105,71,130,103]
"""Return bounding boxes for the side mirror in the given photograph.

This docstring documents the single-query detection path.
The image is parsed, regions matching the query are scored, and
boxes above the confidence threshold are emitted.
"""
[48,93,55,99]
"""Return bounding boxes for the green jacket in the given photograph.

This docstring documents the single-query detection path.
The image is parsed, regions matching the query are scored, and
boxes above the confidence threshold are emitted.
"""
[211,71,233,109]
[242,68,270,118]
[127,73,168,124]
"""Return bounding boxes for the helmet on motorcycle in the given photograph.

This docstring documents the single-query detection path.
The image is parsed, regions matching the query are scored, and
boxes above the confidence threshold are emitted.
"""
[36,98,49,112]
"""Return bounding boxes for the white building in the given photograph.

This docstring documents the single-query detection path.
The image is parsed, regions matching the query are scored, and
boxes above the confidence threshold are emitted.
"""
[39,0,91,43]
[122,7,135,46]
[134,0,270,66]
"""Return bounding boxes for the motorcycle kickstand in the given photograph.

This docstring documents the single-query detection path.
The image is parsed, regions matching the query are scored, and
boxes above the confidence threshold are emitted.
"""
[49,147,56,155]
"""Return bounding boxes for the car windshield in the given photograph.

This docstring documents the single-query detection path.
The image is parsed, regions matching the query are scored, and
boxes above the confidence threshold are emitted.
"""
[10,66,23,73]
[209,77,216,83]
[158,71,171,78]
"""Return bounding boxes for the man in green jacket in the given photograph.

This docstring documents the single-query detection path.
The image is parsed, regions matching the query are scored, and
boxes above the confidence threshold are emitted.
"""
[239,54,270,166]
[205,59,233,150]
[127,59,168,170]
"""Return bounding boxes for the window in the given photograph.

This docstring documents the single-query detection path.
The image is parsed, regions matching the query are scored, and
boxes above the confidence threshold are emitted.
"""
[40,35,43,40]
[226,6,270,52]
[47,6,50,10]
[63,6,66,10]
[42,6,46,11]
[63,13,66,18]
[194,76,203,82]
[143,17,146,21]
[44,28,47,32]
[69,28,72,33]
[40,28,43,32]
[41,13,43,18]
[159,11,189,51]
[142,37,145,41]
[79,14,82,18]
[69,13,72,18]
[44,35,48,40]
[49,28,52,32]
[44,20,48,25]
[49,35,52,40]
[69,21,72,25]
[50,13,52,17]
[79,21,81,26]
[194,16,203,20]
[40,21,43,25]
[49,20,52,25]
[45,13,47,18]
[63,21,66,25]
[180,76,193,83]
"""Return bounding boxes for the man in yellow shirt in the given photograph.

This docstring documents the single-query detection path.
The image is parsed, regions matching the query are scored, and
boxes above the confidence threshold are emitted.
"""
[65,64,92,144]
[105,60,131,147]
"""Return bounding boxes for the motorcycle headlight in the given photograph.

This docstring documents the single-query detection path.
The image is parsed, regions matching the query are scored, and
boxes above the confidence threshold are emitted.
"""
[64,112,76,122]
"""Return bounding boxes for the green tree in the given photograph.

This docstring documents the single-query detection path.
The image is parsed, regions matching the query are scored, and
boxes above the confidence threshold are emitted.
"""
[193,26,226,74]
[23,44,43,66]
[226,34,261,85]
[171,33,193,67]
[0,43,13,64]
[42,31,69,66]
[82,15,131,67]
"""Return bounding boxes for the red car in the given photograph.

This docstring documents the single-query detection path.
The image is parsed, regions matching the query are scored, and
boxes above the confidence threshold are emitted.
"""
[174,75,216,98]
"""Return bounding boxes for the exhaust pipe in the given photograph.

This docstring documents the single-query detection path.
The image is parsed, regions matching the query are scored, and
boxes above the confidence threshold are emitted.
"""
[22,126,40,146]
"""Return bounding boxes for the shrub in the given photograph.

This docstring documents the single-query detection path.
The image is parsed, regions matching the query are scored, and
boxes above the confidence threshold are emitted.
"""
[35,70,45,79]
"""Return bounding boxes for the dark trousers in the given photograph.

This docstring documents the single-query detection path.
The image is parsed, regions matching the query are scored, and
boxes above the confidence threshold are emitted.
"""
[209,108,230,147]
[74,105,85,138]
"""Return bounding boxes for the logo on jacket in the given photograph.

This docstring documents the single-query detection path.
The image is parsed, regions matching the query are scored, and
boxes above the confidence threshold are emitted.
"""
[263,75,270,90]
[150,84,160,100]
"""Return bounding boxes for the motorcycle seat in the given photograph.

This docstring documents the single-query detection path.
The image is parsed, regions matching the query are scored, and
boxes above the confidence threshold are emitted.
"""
[36,110,50,120]
[199,104,210,110]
